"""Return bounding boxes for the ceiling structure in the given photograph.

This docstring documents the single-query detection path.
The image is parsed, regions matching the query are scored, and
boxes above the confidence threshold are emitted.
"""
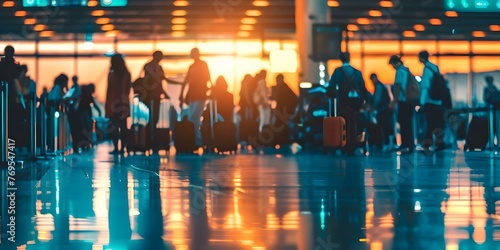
[0,0,499,41]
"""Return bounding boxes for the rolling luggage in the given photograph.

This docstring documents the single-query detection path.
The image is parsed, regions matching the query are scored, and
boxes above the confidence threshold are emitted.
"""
[239,107,259,143]
[464,116,489,151]
[323,97,347,148]
[152,99,171,151]
[174,116,197,154]
[210,100,238,154]
[128,124,148,152]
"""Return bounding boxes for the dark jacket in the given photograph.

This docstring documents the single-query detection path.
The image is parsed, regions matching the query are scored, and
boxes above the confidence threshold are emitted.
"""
[328,65,368,110]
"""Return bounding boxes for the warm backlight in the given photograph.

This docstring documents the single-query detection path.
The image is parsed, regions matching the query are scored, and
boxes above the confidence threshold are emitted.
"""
[429,18,442,25]
[172,31,186,37]
[172,10,187,16]
[34,25,46,31]
[253,1,269,7]
[403,30,416,37]
[368,10,382,17]
[472,31,486,38]
[39,31,54,37]
[414,24,425,31]
[105,30,120,37]
[101,24,115,31]
[15,11,27,17]
[445,11,458,17]
[238,31,250,37]
[24,18,36,25]
[357,18,371,25]
[96,18,110,24]
[87,0,98,7]
[91,10,105,16]
[241,18,257,24]
[3,1,14,7]
[347,24,359,31]
[269,50,298,73]
[173,0,189,7]
[172,17,187,24]
[327,0,339,7]
[240,25,254,31]
[490,25,500,32]
[245,10,261,16]
[380,1,394,8]
[172,25,186,31]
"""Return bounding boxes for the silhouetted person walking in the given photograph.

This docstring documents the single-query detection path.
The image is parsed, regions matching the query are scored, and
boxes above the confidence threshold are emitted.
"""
[105,54,131,154]
[180,48,212,146]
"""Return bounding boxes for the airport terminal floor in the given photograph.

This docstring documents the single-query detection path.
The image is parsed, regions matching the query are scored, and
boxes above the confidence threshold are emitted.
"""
[5,143,500,250]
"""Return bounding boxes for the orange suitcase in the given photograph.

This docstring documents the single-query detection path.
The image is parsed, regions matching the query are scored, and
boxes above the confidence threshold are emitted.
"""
[323,116,347,148]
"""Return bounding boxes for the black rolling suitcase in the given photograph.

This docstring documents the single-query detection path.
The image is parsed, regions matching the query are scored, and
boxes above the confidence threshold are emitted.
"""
[239,107,259,143]
[210,100,238,154]
[174,116,197,154]
[465,116,489,151]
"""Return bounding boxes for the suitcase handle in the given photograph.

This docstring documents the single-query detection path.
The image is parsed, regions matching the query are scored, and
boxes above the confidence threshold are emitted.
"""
[328,84,339,117]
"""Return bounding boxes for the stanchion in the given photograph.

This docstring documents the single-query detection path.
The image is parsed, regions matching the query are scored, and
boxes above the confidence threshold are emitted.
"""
[489,104,495,151]
[38,93,49,159]
[29,93,37,159]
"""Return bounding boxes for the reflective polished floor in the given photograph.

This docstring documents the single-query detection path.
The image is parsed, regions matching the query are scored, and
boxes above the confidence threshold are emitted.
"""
[3,143,500,250]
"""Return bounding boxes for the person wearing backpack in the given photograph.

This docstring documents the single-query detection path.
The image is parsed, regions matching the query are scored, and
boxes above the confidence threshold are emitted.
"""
[327,52,369,155]
[388,55,417,153]
[418,50,445,152]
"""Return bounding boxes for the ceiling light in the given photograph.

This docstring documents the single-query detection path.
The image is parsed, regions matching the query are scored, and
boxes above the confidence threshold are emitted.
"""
[368,10,382,17]
[15,11,27,17]
[240,25,254,31]
[91,10,105,16]
[357,18,371,25]
[39,31,54,37]
[490,25,500,32]
[172,25,186,31]
[173,0,189,7]
[347,24,359,31]
[96,18,110,24]
[172,31,186,37]
[445,11,458,17]
[380,1,394,8]
[472,31,486,37]
[3,1,14,7]
[24,18,36,25]
[327,0,339,7]
[172,17,187,24]
[414,24,425,31]
[245,10,261,16]
[253,1,269,7]
[238,31,250,37]
[403,30,416,37]
[101,24,115,31]
[172,10,187,16]
[429,18,442,25]
[105,30,120,37]
[87,0,98,7]
[34,24,46,31]
[348,31,355,38]
[241,17,257,24]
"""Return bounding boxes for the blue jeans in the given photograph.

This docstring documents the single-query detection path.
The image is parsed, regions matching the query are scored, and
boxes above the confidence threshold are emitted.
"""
[188,100,206,146]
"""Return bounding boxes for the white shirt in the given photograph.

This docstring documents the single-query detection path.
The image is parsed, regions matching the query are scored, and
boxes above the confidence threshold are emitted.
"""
[420,61,442,106]
[394,65,409,102]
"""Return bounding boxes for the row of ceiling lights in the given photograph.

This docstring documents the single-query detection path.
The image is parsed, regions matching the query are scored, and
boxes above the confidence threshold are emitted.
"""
[238,1,268,37]
[336,1,500,38]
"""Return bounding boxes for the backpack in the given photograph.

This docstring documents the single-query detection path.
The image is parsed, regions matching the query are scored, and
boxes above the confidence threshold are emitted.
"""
[426,66,447,101]
[405,69,420,106]
[339,68,364,110]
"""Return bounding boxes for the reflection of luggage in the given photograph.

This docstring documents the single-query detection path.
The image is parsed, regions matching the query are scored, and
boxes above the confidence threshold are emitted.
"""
[174,117,197,153]
[128,124,148,152]
[465,116,489,151]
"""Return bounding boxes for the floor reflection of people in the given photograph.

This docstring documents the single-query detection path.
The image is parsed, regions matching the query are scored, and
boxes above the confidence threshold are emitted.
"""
[393,155,449,250]
[176,158,210,250]
[108,164,132,248]
[298,156,367,250]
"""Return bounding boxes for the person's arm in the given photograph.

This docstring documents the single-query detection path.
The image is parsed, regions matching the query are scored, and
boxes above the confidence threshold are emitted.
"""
[91,98,102,116]
[179,67,191,105]
[420,67,433,104]
[389,69,403,109]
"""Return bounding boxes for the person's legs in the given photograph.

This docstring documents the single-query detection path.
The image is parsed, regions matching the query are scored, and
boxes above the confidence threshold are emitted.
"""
[432,105,446,150]
[258,105,265,132]
[109,118,120,153]
[189,100,206,146]
[118,119,128,152]
[398,102,414,150]
[377,110,391,146]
